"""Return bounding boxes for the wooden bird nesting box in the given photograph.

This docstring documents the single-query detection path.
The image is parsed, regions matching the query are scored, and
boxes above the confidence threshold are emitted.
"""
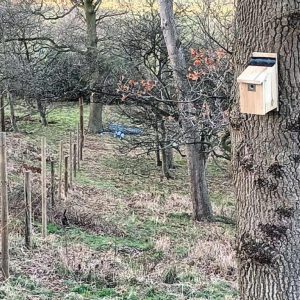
[237,52,278,115]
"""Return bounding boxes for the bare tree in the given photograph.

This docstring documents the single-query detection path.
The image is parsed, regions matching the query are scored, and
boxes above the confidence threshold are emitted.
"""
[115,0,231,181]
[1,0,124,131]
[0,1,86,127]
[114,1,176,178]
[82,0,104,133]
[158,0,213,221]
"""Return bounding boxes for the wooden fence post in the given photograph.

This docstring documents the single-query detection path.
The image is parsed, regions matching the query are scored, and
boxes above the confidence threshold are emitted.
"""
[69,132,73,188]
[41,137,47,238]
[51,160,55,208]
[58,141,63,201]
[24,171,32,250]
[73,143,77,178]
[0,132,9,278]
[77,123,80,170]
[64,156,69,199]
[79,97,84,160]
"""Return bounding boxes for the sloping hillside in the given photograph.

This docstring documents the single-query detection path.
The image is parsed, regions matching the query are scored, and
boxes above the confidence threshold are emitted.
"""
[0,104,237,300]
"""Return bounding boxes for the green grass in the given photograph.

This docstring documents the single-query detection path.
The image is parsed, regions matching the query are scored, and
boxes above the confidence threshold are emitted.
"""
[72,285,117,298]
[194,282,238,300]
[56,227,154,252]
[5,275,54,299]
[4,103,237,300]
[48,223,61,234]
[98,154,190,197]
[76,170,120,194]
[19,104,89,146]
[144,288,174,300]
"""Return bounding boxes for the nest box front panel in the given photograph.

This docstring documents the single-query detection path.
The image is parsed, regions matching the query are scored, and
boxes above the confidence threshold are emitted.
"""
[240,82,264,115]
[237,52,278,115]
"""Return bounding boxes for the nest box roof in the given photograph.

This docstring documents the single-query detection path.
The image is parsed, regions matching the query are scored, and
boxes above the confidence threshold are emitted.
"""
[237,66,270,85]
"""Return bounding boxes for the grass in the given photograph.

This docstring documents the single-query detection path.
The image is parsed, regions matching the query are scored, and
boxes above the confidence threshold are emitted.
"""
[16,103,89,146]
[76,170,121,194]
[66,227,154,252]
[194,282,239,299]
[71,285,117,298]
[1,103,237,299]
[0,275,54,299]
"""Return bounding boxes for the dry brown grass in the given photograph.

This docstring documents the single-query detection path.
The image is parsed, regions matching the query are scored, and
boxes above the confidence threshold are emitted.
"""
[0,130,237,299]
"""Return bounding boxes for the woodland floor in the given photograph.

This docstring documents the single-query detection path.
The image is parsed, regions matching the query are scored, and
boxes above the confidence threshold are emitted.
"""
[0,104,238,300]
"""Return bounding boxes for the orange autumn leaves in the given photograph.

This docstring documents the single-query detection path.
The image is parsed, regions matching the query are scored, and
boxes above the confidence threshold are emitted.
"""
[187,48,226,81]
[118,48,227,101]
[117,79,156,101]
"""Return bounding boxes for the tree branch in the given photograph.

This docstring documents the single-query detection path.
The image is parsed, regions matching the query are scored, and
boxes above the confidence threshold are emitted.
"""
[31,4,78,20]
[4,37,86,55]
[96,11,128,24]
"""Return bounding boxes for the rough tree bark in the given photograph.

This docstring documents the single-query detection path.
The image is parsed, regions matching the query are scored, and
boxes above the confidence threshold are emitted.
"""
[232,1,300,299]
[166,146,174,170]
[37,98,47,126]
[160,119,173,179]
[88,92,103,133]
[155,120,162,167]
[158,0,212,220]
[84,0,103,133]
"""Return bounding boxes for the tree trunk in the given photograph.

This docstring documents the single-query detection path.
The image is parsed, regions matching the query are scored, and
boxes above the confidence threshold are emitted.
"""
[37,99,47,126]
[84,0,103,133]
[0,94,5,132]
[232,1,300,299]
[88,93,103,133]
[158,0,212,220]
[7,92,18,132]
[166,147,174,169]
[24,171,32,250]
[160,119,173,179]
[187,145,211,221]
[155,120,162,167]
[155,143,162,167]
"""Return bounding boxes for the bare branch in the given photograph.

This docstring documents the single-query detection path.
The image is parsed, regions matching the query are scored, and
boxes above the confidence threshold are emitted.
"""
[4,37,86,55]
[96,11,128,24]
[31,4,78,20]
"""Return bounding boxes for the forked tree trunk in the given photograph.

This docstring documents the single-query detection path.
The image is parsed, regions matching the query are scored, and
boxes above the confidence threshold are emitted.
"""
[232,1,300,299]
[84,0,103,133]
[158,0,212,220]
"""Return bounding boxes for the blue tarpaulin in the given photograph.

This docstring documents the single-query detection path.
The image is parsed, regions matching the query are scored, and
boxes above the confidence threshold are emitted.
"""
[101,124,143,139]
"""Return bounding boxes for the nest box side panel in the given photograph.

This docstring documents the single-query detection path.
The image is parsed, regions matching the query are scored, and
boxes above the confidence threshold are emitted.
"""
[263,75,273,113]
[253,52,279,112]
[271,61,279,111]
